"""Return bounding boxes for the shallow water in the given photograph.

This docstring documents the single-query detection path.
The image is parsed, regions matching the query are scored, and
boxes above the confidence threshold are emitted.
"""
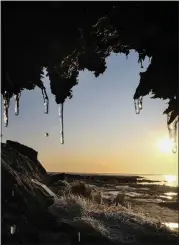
[103,188,179,231]
[164,192,177,196]
[140,174,178,187]
[49,172,178,187]
[133,198,163,203]
[159,195,173,200]
[106,187,177,202]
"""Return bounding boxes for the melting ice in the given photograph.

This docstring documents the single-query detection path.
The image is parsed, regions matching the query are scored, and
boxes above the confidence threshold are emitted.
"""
[41,87,49,114]
[59,103,64,144]
[14,93,20,116]
[44,98,48,114]
[10,225,16,235]
[3,92,10,127]
[167,113,178,153]
[134,96,143,114]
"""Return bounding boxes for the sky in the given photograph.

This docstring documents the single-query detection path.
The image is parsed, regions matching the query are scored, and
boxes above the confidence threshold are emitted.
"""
[1,51,178,175]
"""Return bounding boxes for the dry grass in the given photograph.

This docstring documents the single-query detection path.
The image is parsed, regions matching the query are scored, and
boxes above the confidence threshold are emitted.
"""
[113,192,125,206]
[63,181,126,206]
[49,193,178,244]
[64,181,93,198]
[62,181,103,205]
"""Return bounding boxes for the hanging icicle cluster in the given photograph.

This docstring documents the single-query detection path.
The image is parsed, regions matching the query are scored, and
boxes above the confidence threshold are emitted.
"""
[2,2,177,153]
[3,91,21,126]
[2,80,66,145]
[167,113,178,153]
[2,76,178,153]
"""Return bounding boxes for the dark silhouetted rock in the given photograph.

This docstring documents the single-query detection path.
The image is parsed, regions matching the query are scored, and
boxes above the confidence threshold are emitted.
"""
[6,140,38,161]
[47,173,66,186]
[6,140,46,177]
[1,141,56,244]
[38,231,71,245]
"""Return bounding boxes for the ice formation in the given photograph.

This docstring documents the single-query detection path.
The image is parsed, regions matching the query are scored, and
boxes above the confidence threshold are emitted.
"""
[134,96,143,114]
[167,113,178,153]
[14,93,21,116]
[3,92,10,127]
[41,87,49,114]
[59,103,64,144]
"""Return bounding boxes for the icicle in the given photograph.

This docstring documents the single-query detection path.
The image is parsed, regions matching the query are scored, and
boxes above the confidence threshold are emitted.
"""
[138,96,143,110]
[14,93,21,116]
[41,87,49,114]
[134,96,143,114]
[10,225,16,235]
[134,99,140,114]
[3,92,10,127]
[78,232,81,242]
[59,103,64,144]
[167,114,178,153]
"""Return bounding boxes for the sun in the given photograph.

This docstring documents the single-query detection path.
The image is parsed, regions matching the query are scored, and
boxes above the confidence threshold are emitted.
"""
[164,175,177,186]
[156,136,173,154]
[164,175,176,183]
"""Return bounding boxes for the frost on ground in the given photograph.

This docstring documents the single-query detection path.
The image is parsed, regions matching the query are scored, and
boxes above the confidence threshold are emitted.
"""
[49,193,178,244]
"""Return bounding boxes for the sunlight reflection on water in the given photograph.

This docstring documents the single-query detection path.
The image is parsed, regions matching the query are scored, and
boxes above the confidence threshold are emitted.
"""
[165,192,177,196]
[163,175,178,187]
[141,174,178,187]
[159,195,173,200]
[164,222,178,231]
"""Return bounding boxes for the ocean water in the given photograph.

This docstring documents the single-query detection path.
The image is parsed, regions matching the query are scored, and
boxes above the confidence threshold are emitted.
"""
[164,222,178,231]
[50,172,178,187]
[92,173,178,187]
[139,174,178,187]
[105,173,178,187]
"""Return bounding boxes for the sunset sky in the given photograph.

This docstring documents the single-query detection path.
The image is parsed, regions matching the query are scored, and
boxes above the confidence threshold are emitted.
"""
[1,51,177,175]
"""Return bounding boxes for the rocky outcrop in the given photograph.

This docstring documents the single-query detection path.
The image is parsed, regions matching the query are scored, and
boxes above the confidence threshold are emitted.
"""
[47,172,66,186]
[5,140,47,179]
[1,141,56,244]
[6,140,38,161]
